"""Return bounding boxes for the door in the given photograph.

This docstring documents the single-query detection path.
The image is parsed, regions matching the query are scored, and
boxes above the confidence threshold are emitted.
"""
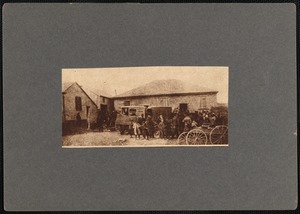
[100,104,107,113]
[100,104,108,124]
[179,103,188,112]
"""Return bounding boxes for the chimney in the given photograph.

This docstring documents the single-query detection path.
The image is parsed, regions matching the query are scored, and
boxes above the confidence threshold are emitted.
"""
[115,89,117,95]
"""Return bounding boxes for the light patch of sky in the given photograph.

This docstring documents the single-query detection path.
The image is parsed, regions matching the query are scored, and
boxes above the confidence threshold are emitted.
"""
[62,66,228,103]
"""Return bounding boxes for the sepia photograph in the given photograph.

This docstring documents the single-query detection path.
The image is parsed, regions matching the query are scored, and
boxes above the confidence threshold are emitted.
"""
[4,2,297,211]
[62,66,228,147]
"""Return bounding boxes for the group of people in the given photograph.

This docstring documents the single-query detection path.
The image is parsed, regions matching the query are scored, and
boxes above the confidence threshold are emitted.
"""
[130,110,228,140]
[97,110,117,131]
[130,114,155,140]
[75,108,227,140]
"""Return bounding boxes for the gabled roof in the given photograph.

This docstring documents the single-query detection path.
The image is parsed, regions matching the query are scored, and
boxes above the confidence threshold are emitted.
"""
[81,86,100,108]
[114,79,218,98]
[62,82,112,98]
[84,87,112,99]
[62,82,97,108]
[62,82,75,92]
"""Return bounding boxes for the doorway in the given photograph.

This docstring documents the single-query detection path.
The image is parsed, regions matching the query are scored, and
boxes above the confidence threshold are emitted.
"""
[179,103,188,112]
[100,104,107,114]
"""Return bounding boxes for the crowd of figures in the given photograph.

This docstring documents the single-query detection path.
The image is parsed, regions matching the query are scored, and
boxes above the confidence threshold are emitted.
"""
[96,110,117,131]
[129,110,228,140]
[73,108,228,141]
[74,110,118,131]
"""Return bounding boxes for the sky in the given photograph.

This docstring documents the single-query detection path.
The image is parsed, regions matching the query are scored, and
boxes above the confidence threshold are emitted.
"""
[62,66,228,103]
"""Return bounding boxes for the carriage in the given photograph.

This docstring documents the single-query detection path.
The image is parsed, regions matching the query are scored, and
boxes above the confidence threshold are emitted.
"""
[115,105,172,134]
[177,124,228,145]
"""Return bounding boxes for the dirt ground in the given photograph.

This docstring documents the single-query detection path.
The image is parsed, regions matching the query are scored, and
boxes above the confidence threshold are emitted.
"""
[62,130,179,147]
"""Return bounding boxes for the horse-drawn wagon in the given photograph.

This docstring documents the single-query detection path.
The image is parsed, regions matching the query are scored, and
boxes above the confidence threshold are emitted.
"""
[178,125,228,145]
[115,105,172,134]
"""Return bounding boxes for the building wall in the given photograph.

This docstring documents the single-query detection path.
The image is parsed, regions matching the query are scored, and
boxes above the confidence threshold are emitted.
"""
[62,84,98,123]
[113,93,217,112]
[95,95,114,112]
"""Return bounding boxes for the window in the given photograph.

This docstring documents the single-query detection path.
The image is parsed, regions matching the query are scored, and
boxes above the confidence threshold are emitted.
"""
[179,103,188,112]
[200,97,207,108]
[129,109,137,116]
[124,100,130,106]
[75,96,82,111]
[122,107,129,115]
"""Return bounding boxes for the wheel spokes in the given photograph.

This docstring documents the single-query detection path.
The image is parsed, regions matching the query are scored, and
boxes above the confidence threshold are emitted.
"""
[186,129,207,145]
[210,126,228,144]
[178,132,188,145]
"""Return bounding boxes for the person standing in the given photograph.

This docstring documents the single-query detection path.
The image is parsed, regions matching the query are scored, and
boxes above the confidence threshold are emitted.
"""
[159,115,164,123]
[182,113,192,132]
[158,119,166,139]
[76,112,81,127]
[171,114,178,139]
[87,111,90,130]
[177,112,185,134]
[141,121,149,140]
[210,113,216,127]
[138,115,144,126]
[141,114,146,123]
[165,117,172,139]
[97,111,103,132]
[198,111,204,126]
[204,112,210,124]
[110,110,117,127]
[145,115,155,139]
[128,121,134,138]
[157,115,165,139]
[133,117,141,139]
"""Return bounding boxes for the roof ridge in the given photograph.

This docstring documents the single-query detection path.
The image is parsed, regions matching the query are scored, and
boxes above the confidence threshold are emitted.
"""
[114,79,217,98]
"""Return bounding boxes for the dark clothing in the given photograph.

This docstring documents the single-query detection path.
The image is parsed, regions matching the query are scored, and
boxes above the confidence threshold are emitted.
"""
[203,115,210,125]
[145,118,155,138]
[165,119,172,139]
[97,112,104,131]
[109,111,117,127]
[183,116,192,132]
[198,116,204,126]
[210,115,216,127]
[194,113,201,125]
[141,122,149,140]
[137,116,144,125]
[76,113,81,127]
[128,121,134,137]
[170,116,178,138]
[177,113,185,134]
[158,121,166,139]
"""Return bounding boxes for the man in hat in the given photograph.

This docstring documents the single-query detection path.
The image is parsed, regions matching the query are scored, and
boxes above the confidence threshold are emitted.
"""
[145,115,155,139]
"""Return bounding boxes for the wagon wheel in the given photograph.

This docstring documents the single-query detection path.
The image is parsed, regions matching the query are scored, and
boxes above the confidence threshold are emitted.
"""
[186,129,208,145]
[210,125,228,145]
[177,132,188,145]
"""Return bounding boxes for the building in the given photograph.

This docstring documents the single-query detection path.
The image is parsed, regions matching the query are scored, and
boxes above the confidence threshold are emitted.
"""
[62,82,99,126]
[113,79,218,113]
[62,82,113,128]
[81,86,114,114]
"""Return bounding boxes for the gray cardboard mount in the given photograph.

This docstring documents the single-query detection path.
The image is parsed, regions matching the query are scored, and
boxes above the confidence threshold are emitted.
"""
[3,3,297,211]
